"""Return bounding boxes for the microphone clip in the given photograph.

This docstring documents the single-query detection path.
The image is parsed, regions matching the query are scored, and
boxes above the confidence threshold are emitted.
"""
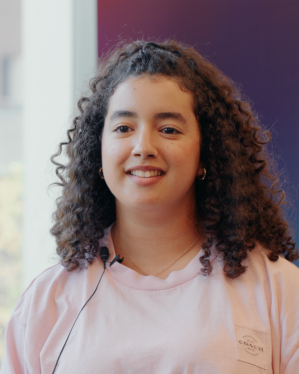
[109,255,124,267]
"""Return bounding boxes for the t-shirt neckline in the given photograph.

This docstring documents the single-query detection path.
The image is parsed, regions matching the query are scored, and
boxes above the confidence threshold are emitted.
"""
[100,225,207,291]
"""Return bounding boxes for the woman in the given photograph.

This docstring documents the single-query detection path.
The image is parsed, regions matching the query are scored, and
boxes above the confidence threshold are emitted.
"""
[1,40,299,373]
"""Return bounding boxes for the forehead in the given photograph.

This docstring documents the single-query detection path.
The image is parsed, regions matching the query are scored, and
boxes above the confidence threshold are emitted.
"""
[106,75,195,115]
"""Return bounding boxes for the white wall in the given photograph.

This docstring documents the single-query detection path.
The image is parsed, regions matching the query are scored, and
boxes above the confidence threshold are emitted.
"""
[22,0,98,289]
[0,0,21,104]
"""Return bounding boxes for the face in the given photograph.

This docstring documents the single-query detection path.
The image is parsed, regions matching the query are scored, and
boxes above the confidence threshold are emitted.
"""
[102,75,203,212]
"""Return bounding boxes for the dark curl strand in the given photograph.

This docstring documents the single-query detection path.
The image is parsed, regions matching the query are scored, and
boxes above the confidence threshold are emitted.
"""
[50,39,298,278]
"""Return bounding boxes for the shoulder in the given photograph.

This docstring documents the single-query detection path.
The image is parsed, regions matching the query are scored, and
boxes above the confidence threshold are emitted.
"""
[13,258,102,326]
[244,244,299,312]
[246,243,299,285]
[1,259,103,374]
[13,226,112,325]
[215,243,299,310]
[12,263,67,324]
[244,247,299,371]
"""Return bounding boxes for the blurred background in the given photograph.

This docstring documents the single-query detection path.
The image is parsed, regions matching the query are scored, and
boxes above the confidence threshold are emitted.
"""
[0,0,298,364]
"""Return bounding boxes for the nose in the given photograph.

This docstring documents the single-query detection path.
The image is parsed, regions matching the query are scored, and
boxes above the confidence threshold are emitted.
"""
[131,128,158,159]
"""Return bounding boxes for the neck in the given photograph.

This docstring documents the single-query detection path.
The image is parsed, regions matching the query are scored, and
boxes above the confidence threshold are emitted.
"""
[112,198,204,277]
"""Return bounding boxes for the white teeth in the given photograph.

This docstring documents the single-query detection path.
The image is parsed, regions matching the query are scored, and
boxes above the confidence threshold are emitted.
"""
[129,170,163,177]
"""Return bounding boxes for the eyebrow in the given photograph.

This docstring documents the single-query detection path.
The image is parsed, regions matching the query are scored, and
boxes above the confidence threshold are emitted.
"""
[109,110,187,124]
[109,110,137,121]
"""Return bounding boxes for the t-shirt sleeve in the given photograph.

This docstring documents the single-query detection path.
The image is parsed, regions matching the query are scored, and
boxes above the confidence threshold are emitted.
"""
[1,264,61,374]
[0,311,28,374]
[277,258,299,373]
[283,346,299,374]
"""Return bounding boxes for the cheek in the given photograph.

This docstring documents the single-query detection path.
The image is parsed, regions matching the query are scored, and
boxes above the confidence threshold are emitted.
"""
[167,141,200,170]
[102,134,129,168]
[104,143,122,163]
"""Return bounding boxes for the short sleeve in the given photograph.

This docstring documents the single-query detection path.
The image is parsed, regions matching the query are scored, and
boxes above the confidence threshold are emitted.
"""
[0,312,28,374]
[274,258,299,373]
[283,346,299,374]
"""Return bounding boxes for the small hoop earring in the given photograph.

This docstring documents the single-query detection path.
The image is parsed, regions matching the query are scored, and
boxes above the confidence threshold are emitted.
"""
[197,168,206,180]
[99,167,104,179]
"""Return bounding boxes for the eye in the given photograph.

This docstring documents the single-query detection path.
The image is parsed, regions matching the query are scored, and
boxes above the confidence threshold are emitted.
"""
[114,125,132,133]
[161,127,180,135]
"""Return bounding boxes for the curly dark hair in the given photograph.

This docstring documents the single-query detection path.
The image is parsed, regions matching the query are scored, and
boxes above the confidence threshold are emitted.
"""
[51,39,298,278]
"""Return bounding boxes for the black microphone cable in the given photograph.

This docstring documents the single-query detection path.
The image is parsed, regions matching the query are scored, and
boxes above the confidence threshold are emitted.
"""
[51,247,123,374]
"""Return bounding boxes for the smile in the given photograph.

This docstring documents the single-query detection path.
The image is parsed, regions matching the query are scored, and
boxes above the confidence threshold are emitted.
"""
[129,170,163,178]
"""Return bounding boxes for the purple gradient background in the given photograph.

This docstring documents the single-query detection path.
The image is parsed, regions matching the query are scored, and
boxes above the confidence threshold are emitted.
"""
[97,0,299,262]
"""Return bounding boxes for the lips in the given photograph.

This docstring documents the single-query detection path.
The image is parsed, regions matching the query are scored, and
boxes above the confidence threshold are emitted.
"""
[125,165,165,174]
[125,165,165,185]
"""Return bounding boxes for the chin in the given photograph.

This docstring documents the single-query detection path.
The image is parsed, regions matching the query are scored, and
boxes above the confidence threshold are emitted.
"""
[122,195,166,209]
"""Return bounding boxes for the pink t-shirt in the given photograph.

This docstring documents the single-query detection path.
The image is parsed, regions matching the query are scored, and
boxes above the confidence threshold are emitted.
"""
[1,225,299,374]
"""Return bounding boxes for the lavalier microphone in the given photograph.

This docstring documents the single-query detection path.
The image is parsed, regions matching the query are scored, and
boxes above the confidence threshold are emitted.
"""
[100,246,110,268]
[100,246,124,268]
